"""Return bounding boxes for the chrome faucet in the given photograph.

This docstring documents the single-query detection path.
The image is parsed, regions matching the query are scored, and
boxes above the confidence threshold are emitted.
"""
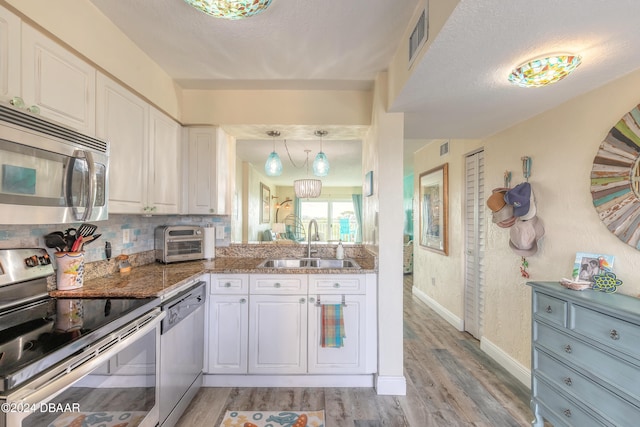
[307,218,319,258]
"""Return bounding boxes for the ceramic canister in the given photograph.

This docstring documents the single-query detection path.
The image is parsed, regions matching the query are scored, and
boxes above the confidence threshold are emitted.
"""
[54,251,85,290]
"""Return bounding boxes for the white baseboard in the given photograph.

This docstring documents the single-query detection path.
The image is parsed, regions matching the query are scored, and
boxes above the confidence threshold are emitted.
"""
[203,374,374,388]
[480,337,531,388]
[412,286,464,331]
[374,375,407,395]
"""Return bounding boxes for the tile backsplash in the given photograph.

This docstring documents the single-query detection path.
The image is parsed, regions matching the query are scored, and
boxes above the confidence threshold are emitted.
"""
[0,214,231,263]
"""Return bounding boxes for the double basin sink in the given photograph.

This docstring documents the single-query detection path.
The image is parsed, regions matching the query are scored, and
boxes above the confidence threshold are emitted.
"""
[257,258,360,269]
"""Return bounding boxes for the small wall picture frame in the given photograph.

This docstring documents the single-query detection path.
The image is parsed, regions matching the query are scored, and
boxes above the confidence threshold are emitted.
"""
[364,171,373,197]
[260,182,270,223]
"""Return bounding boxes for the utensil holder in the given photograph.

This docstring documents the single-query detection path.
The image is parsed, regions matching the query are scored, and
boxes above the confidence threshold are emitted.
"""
[55,251,85,290]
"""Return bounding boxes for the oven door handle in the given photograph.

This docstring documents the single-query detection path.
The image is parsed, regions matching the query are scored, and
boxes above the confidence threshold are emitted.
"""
[8,309,164,413]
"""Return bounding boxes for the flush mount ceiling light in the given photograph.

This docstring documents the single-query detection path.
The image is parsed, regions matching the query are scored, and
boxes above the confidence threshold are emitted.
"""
[508,54,582,88]
[264,130,283,177]
[294,150,322,198]
[312,130,330,177]
[184,0,272,20]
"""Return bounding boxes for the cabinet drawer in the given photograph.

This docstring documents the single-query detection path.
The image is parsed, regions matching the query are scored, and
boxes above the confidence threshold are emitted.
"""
[534,322,640,403]
[309,274,365,294]
[534,291,567,327]
[571,304,640,360]
[534,349,640,426]
[250,274,308,294]
[534,377,606,427]
[211,274,249,294]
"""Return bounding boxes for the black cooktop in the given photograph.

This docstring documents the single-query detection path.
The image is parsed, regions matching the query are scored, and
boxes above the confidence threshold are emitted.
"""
[0,296,157,393]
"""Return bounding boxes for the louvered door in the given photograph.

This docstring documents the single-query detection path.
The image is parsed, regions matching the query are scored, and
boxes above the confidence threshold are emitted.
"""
[464,150,485,339]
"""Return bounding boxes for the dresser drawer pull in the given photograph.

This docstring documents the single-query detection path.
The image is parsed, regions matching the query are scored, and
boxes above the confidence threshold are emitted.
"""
[610,329,620,340]
[224,282,232,288]
[333,283,340,288]
[564,344,572,353]
[545,305,552,313]
[274,283,281,288]
[563,409,572,418]
[563,377,572,386]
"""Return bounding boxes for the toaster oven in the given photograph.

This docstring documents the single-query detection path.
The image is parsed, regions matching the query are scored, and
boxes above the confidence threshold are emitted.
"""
[155,225,204,263]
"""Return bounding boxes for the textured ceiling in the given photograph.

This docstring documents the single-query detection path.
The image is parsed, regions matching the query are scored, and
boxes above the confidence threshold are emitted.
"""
[88,0,640,184]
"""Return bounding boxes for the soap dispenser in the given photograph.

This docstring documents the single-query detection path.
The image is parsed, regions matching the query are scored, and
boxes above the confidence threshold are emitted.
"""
[336,240,344,260]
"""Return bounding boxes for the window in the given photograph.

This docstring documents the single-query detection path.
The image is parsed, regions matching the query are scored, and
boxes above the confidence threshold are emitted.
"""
[300,200,357,242]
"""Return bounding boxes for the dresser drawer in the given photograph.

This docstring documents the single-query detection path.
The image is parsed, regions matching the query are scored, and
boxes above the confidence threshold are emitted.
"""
[534,322,640,402]
[534,291,567,327]
[571,304,640,359]
[534,349,640,427]
[250,274,308,294]
[534,377,606,427]
[309,274,365,294]
[211,274,249,294]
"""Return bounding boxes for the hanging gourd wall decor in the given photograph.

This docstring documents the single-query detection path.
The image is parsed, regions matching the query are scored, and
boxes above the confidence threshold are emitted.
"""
[591,104,640,249]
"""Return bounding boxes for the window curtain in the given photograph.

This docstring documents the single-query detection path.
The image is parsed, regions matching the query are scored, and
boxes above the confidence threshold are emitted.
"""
[352,194,363,243]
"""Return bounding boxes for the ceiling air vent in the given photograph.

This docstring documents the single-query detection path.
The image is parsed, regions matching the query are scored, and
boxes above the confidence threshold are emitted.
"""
[409,9,427,66]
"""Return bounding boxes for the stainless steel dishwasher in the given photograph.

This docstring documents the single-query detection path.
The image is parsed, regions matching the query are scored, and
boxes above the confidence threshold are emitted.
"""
[159,279,206,427]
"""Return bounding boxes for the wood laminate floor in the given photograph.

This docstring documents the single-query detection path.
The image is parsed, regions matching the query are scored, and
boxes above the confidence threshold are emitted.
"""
[176,275,534,426]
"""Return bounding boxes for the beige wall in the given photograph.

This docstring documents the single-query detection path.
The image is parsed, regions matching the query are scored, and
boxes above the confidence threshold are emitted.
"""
[413,67,640,382]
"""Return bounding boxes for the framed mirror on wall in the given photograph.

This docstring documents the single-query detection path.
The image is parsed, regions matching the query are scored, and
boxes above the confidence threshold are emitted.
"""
[419,163,448,255]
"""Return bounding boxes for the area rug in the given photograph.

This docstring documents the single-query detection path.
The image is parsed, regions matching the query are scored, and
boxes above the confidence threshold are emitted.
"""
[48,411,147,427]
[219,410,325,427]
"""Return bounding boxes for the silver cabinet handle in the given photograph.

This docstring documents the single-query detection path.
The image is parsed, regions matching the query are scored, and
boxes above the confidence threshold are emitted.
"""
[274,283,281,288]
[333,283,340,288]
[563,377,572,386]
[224,282,231,288]
[564,344,572,353]
[610,329,620,340]
[299,298,306,304]
[563,409,572,418]
[309,297,315,304]
[240,298,247,304]
[545,305,552,313]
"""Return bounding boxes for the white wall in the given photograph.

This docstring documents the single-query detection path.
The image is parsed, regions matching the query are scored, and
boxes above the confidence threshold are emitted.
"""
[413,67,640,383]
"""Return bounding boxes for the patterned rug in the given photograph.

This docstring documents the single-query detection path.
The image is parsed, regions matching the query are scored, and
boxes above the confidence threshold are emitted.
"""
[49,411,147,427]
[219,410,325,427]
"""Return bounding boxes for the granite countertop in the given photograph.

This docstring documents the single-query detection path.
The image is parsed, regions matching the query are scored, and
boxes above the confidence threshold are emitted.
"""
[49,256,376,299]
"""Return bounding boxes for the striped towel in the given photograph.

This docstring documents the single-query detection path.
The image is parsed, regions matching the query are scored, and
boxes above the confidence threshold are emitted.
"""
[321,304,346,348]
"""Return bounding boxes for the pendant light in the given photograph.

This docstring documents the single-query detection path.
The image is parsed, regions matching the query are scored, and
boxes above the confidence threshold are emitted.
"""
[294,150,322,198]
[312,130,330,177]
[183,0,272,20]
[264,130,283,176]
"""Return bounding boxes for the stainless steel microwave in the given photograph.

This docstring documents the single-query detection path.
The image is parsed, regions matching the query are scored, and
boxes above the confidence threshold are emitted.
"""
[0,103,109,224]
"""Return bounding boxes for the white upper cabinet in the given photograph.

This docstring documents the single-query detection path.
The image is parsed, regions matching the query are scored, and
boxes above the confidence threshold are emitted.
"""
[148,106,181,214]
[97,73,182,215]
[21,24,96,135]
[0,5,21,101]
[97,72,148,214]
[186,126,233,215]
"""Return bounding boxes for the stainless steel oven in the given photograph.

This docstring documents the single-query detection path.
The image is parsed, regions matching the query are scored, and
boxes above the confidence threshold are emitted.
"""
[0,249,163,427]
[0,103,109,224]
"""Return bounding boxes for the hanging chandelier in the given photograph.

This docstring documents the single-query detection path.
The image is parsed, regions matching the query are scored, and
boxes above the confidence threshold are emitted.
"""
[312,130,330,177]
[184,0,273,20]
[264,130,282,177]
[294,150,322,198]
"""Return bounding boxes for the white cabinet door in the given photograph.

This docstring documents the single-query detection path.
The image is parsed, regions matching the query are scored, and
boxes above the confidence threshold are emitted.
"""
[148,106,181,214]
[21,24,95,134]
[207,294,249,374]
[96,72,148,214]
[0,5,20,101]
[187,127,217,214]
[307,294,367,373]
[248,294,308,374]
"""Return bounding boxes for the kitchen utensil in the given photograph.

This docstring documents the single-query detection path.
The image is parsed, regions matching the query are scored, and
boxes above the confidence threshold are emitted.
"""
[44,233,67,251]
[64,228,77,250]
[71,235,83,252]
[79,233,101,250]
[77,223,98,237]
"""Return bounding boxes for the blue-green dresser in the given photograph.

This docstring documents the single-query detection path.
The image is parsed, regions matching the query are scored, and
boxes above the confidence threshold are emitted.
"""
[528,281,640,427]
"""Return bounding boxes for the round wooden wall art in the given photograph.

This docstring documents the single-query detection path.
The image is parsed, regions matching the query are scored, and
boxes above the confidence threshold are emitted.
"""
[591,105,640,249]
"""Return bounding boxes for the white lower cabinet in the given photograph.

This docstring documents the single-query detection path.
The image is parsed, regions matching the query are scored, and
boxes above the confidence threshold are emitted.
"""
[205,272,377,383]
[206,275,249,374]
